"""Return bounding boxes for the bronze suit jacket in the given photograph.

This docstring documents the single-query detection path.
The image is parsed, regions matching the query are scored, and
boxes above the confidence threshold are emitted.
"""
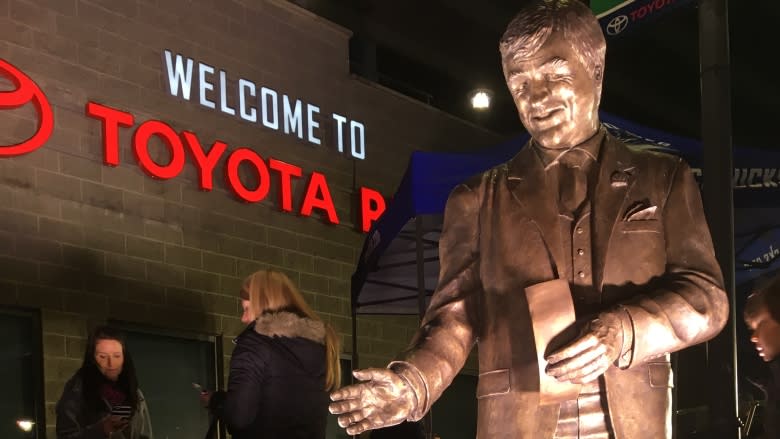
[395,134,729,439]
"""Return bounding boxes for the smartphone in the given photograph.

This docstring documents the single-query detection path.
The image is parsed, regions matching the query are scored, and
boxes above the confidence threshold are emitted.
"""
[110,405,132,420]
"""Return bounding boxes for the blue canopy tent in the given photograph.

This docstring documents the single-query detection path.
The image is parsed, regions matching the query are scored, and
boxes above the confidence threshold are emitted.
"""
[351,112,780,319]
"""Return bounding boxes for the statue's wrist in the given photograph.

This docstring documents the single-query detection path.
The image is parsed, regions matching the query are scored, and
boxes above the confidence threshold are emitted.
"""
[388,361,429,421]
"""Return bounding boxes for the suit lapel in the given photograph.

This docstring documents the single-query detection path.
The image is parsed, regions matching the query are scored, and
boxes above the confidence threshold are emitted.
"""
[506,143,567,279]
[592,135,638,292]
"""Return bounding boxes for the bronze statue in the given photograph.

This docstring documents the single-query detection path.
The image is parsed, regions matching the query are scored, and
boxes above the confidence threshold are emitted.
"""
[330,1,729,437]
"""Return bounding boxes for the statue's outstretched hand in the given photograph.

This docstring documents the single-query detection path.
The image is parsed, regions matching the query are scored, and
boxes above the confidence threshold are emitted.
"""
[329,368,416,435]
[545,312,623,384]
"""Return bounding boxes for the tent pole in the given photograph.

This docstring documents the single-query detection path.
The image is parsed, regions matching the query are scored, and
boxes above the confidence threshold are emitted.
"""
[699,0,739,437]
[416,215,426,321]
[415,215,432,439]
[351,303,358,375]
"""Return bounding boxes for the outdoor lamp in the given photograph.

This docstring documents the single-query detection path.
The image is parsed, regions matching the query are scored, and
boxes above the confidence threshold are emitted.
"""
[16,418,35,433]
[470,89,491,110]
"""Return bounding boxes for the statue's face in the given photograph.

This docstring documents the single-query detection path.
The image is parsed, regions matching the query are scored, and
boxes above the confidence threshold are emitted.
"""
[503,32,601,149]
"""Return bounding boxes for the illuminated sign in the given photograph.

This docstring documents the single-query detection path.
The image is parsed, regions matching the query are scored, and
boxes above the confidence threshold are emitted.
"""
[0,58,385,232]
[0,59,53,156]
[163,50,367,160]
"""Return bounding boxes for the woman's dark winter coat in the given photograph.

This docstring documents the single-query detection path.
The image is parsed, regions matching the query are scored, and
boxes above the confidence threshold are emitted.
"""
[55,372,153,439]
[210,311,330,439]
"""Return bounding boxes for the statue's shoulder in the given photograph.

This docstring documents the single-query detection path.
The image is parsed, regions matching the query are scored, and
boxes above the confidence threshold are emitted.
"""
[611,137,685,173]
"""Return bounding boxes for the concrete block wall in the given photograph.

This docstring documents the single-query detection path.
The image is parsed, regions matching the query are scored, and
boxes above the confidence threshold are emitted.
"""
[0,0,498,435]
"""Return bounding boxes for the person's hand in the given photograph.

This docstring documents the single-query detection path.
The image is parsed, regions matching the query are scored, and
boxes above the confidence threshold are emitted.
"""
[199,390,213,408]
[328,368,417,435]
[101,415,129,436]
[545,313,623,384]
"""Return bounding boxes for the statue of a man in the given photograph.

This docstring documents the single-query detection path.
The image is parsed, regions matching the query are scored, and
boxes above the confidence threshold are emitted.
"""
[330,1,729,437]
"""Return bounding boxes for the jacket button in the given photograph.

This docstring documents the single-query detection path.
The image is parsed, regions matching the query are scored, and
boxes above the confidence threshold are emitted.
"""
[577,248,585,256]
[576,227,584,234]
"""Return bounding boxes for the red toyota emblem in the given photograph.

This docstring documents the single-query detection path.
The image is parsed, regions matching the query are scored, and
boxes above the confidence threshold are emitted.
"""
[0,59,53,156]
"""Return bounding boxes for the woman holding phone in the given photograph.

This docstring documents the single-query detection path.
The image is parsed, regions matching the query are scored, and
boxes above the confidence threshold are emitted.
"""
[201,269,341,439]
[56,326,153,439]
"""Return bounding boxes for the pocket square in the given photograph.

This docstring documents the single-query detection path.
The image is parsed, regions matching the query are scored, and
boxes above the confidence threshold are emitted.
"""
[624,201,657,221]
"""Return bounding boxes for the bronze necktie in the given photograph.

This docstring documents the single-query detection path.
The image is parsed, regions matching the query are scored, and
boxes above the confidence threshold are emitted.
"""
[557,149,591,215]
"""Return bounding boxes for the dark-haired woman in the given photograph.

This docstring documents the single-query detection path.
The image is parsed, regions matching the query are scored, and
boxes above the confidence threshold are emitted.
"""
[56,326,153,439]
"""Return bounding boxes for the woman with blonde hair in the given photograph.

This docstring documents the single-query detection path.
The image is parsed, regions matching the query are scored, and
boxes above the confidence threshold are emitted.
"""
[202,269,340,439]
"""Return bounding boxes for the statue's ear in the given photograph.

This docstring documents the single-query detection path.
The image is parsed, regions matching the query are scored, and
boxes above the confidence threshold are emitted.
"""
[594,65,603,82]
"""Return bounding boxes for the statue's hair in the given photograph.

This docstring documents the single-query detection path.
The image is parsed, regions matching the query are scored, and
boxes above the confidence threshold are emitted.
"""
[499,0,606,80]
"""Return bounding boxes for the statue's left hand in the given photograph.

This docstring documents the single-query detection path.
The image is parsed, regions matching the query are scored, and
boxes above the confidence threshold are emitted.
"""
[545,312,623,384]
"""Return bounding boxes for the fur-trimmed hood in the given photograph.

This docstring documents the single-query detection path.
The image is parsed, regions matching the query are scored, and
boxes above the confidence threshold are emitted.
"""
[254,311,326,344]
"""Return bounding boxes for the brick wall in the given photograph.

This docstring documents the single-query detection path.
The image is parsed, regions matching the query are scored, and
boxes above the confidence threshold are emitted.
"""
[0,0,498,435]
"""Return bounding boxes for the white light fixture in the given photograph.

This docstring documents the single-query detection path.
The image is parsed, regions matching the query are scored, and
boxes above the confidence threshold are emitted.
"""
[470,90,491,110]
[17,419,35,432]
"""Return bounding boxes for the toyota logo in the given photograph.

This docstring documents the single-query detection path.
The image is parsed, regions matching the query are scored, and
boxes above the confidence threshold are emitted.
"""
[0,59,53,156]
[606,15,630,35]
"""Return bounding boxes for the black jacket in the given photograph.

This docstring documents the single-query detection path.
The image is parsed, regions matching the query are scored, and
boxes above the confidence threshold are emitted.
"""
[55,372,153,439]
[766,359,780,439]
[211,312,329,439]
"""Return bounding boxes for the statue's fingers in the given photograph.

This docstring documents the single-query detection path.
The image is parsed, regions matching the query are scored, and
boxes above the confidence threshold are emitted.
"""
[337,407,370,429]
[557,354,607,383]
[353,367,394,382]
[573,359,610,384]
[545,333,599,365]
[546,343,605,378]
[345,417,376,435]
[330,383,364,402]
[329,398,366,415]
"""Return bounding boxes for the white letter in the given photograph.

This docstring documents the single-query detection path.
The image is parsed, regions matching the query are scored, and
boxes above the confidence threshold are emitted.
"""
[163,49,193,99]
[238,79,257,122]
[260,87,278,130]
[350,120,366,160]
[283,95,303,139]
[332,113,347,153]
[219,70,235,116]
[307,104,321,145]
[198,63,216,109]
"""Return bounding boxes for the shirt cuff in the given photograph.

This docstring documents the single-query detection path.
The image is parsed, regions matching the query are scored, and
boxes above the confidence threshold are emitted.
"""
[615,306,635,369]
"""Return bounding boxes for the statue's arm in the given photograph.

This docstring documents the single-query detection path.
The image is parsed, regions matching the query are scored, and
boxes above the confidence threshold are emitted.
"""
[620,159,729,367]
[391,182,483,420]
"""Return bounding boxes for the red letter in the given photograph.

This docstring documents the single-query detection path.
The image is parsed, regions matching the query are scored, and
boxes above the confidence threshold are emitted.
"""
[132,120,185,179]
[300,171,339,225]
[181,131,227,191]
[269,158,302,212]
[85,102,134,166]
[225,148,270,202]
[359,187,385,233]
[0,59,54,156]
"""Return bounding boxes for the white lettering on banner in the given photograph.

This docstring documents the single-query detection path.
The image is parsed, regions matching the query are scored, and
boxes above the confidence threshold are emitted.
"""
[332,113,347,153]
[162,50,368,160]
[283,96,303,139]
[691,168,780,189]
[219,71,236,116]
[238,79,257,122]
[198,62,216,109]
[163,50,193,99]
[751,245,780,265]
[307,104,321,145]
[261,87,279,130]
[350,120,366,160]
